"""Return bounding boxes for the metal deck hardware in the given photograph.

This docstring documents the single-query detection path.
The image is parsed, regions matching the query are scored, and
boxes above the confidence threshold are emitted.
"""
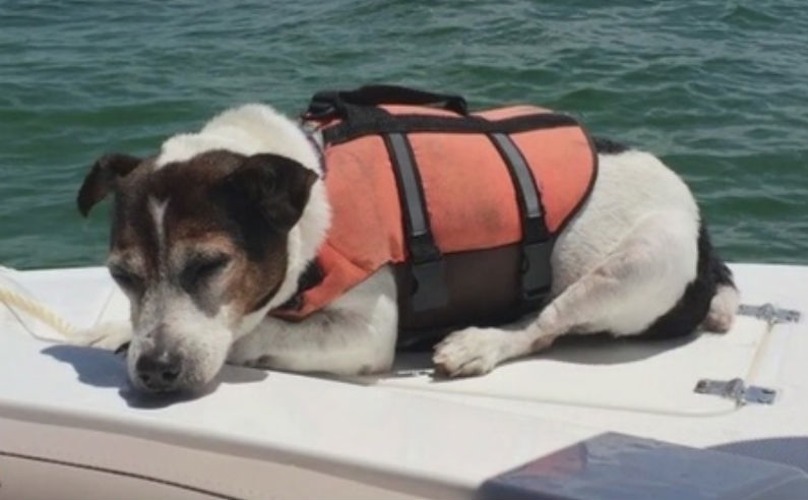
[738,303,801,326]
[695,378,777,406]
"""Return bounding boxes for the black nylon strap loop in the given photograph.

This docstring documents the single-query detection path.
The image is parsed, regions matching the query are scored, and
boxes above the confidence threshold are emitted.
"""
[309,85,468,118]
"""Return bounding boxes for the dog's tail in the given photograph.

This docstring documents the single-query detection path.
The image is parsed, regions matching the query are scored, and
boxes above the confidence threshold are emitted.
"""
[700,226,739,333]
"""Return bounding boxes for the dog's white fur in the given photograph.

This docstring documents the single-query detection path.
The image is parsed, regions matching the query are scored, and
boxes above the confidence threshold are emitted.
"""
[83,103,739,381]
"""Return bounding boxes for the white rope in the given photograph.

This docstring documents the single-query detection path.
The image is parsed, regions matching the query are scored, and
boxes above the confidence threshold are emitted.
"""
[0,266,79,342]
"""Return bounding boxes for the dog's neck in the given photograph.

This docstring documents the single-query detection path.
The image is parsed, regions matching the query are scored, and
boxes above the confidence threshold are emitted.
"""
[300,121,326,172]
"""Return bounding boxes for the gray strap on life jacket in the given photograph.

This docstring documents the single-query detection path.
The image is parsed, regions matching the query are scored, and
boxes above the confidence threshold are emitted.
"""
[384,133,449,312]
[488,133,553,308]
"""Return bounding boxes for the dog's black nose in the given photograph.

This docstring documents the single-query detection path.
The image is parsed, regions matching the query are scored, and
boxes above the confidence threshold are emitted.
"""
[135,351,183,392]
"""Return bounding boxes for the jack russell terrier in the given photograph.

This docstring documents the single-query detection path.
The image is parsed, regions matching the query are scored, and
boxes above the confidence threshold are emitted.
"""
[77,88,738,393]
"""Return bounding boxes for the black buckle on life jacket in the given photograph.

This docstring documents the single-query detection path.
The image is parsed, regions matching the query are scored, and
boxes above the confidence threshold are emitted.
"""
[303,101,336,120]
[303,91,342,120]
[407,233,449,312]
[521,240,553,305]
[411,258,449,312]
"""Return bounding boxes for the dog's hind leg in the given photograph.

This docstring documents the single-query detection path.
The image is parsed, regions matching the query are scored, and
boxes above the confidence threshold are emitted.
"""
[699,230,739,333]
[433,210,700,377]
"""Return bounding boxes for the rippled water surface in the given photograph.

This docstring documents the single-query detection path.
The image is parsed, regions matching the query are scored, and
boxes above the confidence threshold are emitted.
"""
[1,0,806,268]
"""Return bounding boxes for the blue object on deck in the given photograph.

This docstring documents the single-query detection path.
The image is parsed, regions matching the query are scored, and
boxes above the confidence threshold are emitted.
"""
[479,432,808,500]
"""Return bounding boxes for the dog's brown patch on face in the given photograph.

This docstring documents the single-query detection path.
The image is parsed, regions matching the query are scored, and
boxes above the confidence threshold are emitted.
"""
[92,150,316,323]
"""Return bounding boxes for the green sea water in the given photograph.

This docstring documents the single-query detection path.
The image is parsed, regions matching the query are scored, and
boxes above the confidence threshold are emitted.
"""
[1,1,806,269]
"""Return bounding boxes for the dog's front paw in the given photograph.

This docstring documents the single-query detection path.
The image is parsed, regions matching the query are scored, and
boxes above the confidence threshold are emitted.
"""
[432,327,505,378]
[72,322,133,352]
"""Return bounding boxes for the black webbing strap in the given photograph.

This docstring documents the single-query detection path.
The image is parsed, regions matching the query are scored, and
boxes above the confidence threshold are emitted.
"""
[321,112,578,146]
[488,133,553,307]
[306,84,468,120]
[384,133,448,312]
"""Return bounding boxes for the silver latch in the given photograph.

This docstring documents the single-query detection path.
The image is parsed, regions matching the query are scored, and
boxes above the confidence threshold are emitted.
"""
[695,378,777,406]
[738,303,801,326]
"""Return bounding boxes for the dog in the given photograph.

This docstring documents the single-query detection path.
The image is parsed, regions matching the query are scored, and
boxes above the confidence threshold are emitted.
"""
[77,102,739,393]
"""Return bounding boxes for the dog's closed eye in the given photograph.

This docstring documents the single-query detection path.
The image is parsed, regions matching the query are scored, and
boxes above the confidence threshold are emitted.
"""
[110,266,144,293]
[180,254,231,289]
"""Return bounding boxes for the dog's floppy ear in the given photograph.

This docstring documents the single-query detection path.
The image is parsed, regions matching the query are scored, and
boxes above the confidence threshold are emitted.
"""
[77,153,142,217]
[220,153,318,231]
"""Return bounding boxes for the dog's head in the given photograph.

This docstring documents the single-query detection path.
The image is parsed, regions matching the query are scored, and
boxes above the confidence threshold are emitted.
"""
[78,107,325,394]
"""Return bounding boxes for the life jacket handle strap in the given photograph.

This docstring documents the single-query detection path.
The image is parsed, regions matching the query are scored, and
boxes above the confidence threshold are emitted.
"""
[305,84,468,120]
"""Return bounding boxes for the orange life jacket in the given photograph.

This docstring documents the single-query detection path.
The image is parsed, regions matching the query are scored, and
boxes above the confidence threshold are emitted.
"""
[271,86,597,335]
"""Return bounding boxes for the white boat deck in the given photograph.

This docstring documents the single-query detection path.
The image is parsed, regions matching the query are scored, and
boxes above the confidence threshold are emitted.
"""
[1,263,807,499]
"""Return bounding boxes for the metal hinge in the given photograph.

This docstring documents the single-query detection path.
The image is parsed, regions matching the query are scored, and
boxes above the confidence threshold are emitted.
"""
[695,378,777,406]
[738,303,801,326]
